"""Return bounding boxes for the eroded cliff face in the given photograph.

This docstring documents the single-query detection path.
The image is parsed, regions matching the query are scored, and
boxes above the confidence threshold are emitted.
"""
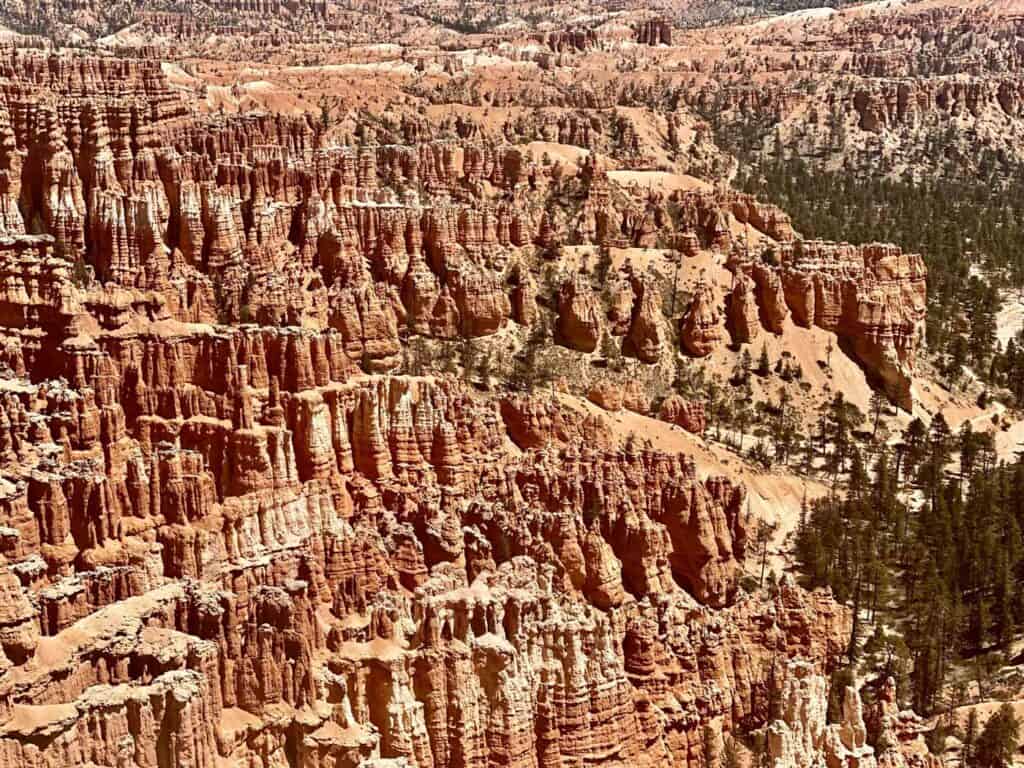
[0,45,932,768]
[0,49,927,404]
[767,663,940,768]
[732,241,928,410]
[0,0,330,46]
[0,234,849,766]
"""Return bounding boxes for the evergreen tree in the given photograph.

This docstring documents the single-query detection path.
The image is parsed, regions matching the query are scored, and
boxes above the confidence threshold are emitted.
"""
[738,349,753,383]
[757,343,771,377]
[863,627,911,703]
[976,703,1020,768]
[963,709,979,768]
[722,736,741,768]
[869,390,886,439]
[716,118,1024,387]
[755,519,774,588]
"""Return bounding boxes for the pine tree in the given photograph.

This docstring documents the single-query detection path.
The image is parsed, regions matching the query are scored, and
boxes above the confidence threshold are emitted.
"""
[735,401,751,452]
[749,732,768,768]
[827,667,854,724]
[722,736,741,768]
[849,577,862,660]
[600,331,622,368]
[976,703,1020,768]
[903,418,928,478]
[477,351,494,390]
[757,343,771,377]
[963,709,979,768]
[755,518,773,588]
[870,390,886,438]
[864,627,911,702]
[740,349,753,382]
[993,552,1015,648]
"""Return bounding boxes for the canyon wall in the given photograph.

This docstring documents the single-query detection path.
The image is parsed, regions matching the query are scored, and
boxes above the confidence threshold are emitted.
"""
[0,45,938,767]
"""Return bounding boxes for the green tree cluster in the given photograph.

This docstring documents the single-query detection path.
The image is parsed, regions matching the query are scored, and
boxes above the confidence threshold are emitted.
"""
[797,414,1024,714]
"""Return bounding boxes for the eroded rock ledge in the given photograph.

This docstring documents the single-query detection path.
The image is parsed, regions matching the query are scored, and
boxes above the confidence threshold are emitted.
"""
[0,44,939,768]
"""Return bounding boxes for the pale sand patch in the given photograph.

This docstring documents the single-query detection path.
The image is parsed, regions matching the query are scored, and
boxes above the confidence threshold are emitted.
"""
[219,706,263,735]
[0,703,78,736]
[844,0,906,14]
[993,417,1024,462]
[161,62,202,88]
[751,323,875,414]
[607,170,711,194]
[96,23,152,47]
[615,106,676,167]
[940,699,1024,732]
[728,219,779,250]
[997,292,1024,347]
[243,80,277,93]
[674,249,875,416]
[523,141,591,168]
[992,0,1024,12]
[749,7,837,28]
[556,245,681,274]
[284,61,417,76]
[335,636,406,662]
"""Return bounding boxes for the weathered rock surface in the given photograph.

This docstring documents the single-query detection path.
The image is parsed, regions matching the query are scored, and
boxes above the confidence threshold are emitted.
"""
[727,271,760,345]
[734,242,927,409]
[681,279,724,357]
[659,394,707,435]
[557,273,603,352]
[0,219,850,766]
[624,277,665,362]
[0,37,937,768]
[635,18,672,46]
[768,661,876,768]
[768,662,941,768]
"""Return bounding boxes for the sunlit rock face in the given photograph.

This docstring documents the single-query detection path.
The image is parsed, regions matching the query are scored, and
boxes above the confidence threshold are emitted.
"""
[0,39,936,768]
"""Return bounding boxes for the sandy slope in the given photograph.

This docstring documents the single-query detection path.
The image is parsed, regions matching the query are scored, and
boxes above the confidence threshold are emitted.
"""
[607,170,711,193]
[558,392,824,576]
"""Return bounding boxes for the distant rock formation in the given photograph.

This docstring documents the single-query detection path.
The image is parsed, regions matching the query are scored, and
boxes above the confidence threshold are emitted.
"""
[681,279,724,357]
[0,41,938,768]
[734,241,927,409]
[636,18,672,45]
